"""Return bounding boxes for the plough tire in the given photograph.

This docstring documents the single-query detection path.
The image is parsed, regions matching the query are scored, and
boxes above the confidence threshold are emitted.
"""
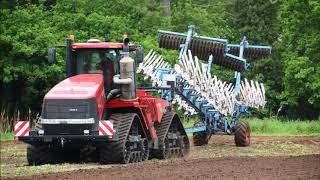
[234,120,251,147]
[193,120,210,146]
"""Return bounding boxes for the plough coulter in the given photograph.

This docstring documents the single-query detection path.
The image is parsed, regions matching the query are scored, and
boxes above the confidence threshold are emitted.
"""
[138,25,271,146]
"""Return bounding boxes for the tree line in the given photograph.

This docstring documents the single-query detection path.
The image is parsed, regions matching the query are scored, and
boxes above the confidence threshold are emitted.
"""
[0,0,319,119]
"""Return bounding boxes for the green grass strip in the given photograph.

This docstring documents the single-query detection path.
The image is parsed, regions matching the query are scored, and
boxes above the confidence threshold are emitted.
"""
[183,117,320,136]
[1,132,14,141]
[248,118,320,136]
[1,119,319,141]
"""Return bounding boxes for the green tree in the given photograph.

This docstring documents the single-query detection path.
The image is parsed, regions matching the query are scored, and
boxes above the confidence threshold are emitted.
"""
[232,0,279,44]
[278,0,320,119]
[230,0,282,116]
[0,5,64,113]
[0,0,170,114]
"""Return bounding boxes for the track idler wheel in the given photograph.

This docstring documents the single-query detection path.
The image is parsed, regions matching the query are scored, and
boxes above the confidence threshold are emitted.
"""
[193,120,211,146]
[234,120,251,147]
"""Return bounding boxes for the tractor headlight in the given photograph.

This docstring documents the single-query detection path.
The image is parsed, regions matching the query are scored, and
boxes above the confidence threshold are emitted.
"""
[38,130,44,136]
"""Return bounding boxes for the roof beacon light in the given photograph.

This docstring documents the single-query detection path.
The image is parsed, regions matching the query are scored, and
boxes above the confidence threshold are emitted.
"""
[87,39,101,43]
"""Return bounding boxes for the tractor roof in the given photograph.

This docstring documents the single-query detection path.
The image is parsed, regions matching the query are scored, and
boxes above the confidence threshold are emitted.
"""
[72,42,137,50]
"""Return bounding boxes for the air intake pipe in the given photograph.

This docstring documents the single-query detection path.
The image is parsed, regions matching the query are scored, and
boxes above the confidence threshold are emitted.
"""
[113,56,136,100]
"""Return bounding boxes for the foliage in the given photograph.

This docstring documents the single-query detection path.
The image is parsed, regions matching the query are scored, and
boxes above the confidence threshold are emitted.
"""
[0,132,14,141]
[231,0,279,45]
[230,0,283,115]
[278,0,320,119]
[0,4,64,114]
[0,0,168,113]
[0,108,16,133]
[0,0,319,120]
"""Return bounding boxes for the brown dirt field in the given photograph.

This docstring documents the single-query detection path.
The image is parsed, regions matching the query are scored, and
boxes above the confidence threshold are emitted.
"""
[13,155,320,180]
[1,136,320,180]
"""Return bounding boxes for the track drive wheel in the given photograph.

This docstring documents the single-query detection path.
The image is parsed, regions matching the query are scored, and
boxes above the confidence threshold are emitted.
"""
[193,120,211,146]
[99,113,149,164]
[153,112,190,159]
[27,144,60,165]
[234,120,251,147]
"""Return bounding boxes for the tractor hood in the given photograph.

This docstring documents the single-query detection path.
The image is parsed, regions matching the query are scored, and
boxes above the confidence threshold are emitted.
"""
[45,74,104,99]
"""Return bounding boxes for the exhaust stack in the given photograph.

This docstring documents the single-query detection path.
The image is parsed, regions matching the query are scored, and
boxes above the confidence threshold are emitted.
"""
[113,56,136,100]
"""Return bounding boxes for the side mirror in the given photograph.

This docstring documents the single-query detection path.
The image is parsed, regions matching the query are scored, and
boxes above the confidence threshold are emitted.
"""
[48,48,56,64]
[136,46,144,63]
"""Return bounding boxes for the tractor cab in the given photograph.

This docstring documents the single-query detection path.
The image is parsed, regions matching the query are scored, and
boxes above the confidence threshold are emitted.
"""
[73,48,120,93]
[48,37,143,93]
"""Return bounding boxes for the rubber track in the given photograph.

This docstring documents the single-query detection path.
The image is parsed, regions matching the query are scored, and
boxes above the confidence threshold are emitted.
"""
[153,112,174,159]
[99,113,136,164]
[234,121,250,147]
[153,112,190,159]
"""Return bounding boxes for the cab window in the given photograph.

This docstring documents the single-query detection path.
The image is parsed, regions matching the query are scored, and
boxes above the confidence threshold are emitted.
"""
[76,50,119,74]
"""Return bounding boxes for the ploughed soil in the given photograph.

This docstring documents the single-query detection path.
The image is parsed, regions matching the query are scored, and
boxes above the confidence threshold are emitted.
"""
[1,136,320,180]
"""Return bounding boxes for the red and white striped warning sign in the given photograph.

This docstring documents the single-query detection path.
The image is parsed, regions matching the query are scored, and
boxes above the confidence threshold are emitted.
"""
[99,120,113,136]
[14,121,29,137]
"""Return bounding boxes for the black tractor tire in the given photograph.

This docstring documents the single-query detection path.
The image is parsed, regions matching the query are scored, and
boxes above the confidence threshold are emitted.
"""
[193,120,210,146]
[234,120,251,147]
[27,144,59,165]
[80,146,99,162]
[60,148,81,163]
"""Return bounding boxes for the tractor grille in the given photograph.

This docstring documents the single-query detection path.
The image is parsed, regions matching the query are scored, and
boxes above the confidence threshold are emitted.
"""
[41,99,98,135]
[45,101,90,119]
[42,99,97,119]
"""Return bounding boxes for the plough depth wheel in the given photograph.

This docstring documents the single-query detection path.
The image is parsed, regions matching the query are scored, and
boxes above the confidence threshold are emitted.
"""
[234,120,251,147]
[193,120,211,146]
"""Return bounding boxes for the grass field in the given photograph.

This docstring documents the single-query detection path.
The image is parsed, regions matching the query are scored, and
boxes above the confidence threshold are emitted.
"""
[183,117,320,136]
[1,118,319,141]
[0,132,14,141]
[247,118,320,136]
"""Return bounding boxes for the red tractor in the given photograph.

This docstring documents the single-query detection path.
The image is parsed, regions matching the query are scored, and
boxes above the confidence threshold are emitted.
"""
[16,36,189,165]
